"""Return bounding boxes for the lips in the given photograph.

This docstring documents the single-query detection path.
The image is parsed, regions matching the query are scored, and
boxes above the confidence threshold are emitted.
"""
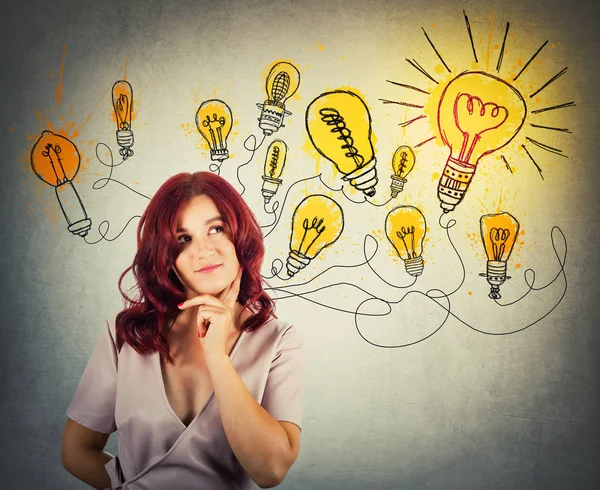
[195,264,222,274]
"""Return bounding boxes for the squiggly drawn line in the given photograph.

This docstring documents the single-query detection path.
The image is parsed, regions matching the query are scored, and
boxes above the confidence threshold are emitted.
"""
[93,143,151,200]
[84,215,141,244]
[237,133,266,196]
[208,161,223,175]
[354,290,451,348]
[261,174,323,238]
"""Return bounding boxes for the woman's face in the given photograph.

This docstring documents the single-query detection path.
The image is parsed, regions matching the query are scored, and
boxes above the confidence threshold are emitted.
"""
[174,194,240,299]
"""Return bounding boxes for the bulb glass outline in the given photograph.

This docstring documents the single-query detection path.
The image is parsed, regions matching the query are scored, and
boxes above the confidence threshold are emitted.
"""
[306,90,378,197]
[196,99,233,162]
[385,205,427,277]
[287,195,344,276]
[436,71,526,212]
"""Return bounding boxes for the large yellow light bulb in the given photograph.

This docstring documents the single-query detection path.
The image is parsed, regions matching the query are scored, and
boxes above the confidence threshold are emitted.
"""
[30,130,92,237]
[390,145,416,198]
[195,99,233,162]
[306,90,378,197]
[287,194,344,277]
[257,61,301,135]
[112,80,134,159]
[437,71,526,212]
[261,139,288,204]
[480,211,520,299]
[385,205,427,277]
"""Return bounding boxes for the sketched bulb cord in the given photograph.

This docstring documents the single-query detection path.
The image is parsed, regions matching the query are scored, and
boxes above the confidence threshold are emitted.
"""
[319,108,364,166]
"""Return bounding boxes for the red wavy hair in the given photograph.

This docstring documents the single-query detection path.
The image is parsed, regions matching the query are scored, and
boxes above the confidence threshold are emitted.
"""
[115,171,275,363]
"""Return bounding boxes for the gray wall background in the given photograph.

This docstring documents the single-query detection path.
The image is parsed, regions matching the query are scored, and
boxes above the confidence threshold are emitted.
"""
[0,0,599,489]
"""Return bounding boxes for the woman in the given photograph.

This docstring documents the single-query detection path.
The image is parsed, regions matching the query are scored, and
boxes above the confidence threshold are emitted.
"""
[61,172,303,489]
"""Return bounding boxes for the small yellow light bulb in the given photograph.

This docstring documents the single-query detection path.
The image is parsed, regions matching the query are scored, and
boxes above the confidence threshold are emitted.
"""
[480,211,520,299]
[262,139,288,204]
[287,195,344,277]
[112,80,134,159]
[385,205,427,277]
[195,99,233,162]
[390,145,416,198]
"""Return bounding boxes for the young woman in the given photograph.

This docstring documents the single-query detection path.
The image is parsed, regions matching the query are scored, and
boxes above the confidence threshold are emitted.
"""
[61,172,303,489]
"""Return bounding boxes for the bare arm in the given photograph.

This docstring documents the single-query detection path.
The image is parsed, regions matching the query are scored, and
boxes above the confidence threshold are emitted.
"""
[207,354,301,488]
[61,418,114,490]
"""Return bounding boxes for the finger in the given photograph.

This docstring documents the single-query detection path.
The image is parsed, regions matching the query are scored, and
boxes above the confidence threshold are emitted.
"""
[178,294,226,310]
[222,268,243,308]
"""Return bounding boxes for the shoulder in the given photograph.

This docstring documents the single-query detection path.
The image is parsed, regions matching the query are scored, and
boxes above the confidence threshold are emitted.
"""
[250,316,303,348]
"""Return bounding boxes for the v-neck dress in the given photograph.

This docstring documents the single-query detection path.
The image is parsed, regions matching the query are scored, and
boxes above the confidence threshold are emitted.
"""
[66,315,303,490]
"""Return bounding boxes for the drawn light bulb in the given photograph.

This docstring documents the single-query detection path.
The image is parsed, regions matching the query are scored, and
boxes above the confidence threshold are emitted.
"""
[257,61,300,135]
[306,90,378,197]
[261,139,288,204]
[480,212,520,299]
[385,205,427,277]
[195,99,233,162]
[30,130,92,237]
[112,80,134,159]
[390,145,416,198]
[287,195,344,277]
[437,71,526,212]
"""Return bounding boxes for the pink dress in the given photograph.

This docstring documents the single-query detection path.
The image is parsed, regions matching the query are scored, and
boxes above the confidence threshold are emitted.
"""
[66,315,303,490]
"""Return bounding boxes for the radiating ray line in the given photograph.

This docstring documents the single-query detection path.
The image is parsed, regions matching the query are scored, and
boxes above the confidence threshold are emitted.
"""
[464,10,478,63]
[513,40,548,81]
[386,80,430,94]
[529,67,568,98]
[522,145,544,180]
[500,154,513,173]
[379,98,424,108]
[530,123,571,133]
[415,136,436,148]
[531,101,576,114]
[405,58,439,84]
[496,22,510,72]
[526,137,568,158]
[422,28,451,73]
[399,114,427,127]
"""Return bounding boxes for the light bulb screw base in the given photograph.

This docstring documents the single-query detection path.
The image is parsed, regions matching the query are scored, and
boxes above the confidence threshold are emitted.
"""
[390,175,406,198]
[210,149,229,162]
[404,256,424,277]
[116,130,134,160]
[484,260,508,299]
[257,101,290,135]
[55,181,92,238]
[286,250,311,278]
[261,176,283,204]
[342,157,378,197]
[437,156,476,213]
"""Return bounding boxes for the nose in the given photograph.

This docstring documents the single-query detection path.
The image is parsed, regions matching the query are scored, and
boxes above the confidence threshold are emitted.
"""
[192,236,215,257]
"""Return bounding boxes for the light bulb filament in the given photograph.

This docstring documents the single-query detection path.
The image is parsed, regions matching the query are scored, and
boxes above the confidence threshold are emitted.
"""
[269,146,280,177]
[41,143,68,185]
[318,108,364,167]
[271,72,291,105]
[490,227,510,260]
[300,217,326,256]
[396,226,416,258]
[454,93,509,161]
[202,113,226,149]
[396,151,408,176]
[116,94,130,130]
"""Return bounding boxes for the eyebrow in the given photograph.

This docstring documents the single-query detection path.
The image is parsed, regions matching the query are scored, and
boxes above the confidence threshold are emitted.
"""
[176,215,225,233]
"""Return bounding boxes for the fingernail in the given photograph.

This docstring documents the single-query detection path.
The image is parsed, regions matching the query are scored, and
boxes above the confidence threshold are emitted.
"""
[177,302,184,308]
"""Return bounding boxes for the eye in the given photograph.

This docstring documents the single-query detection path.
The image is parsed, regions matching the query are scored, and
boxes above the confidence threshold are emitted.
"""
[177,234,191,244]
[208,225,225,235]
